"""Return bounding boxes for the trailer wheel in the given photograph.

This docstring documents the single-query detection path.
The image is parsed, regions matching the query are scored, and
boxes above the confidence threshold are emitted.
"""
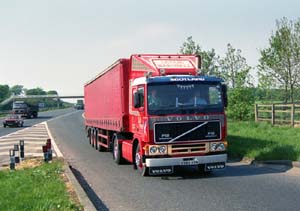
[94,131,98,150]
[91,131,95,148]
[134,143,148,176]
[89,130,93,145]
[113,135,123,164]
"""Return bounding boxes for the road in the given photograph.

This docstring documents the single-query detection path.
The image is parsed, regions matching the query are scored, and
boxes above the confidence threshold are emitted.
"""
[47,110,300,211]
[0,108,80,167]
[0,108,77,137]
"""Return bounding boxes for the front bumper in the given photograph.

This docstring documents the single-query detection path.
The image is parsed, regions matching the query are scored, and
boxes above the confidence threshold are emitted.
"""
[4,121,18,126]
[145,154,227,167]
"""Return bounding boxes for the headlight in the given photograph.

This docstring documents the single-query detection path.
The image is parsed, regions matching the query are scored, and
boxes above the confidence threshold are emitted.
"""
[150,146,157,154]
[210,142,226,152]
[148,145,167,155]
[158,146,167,154]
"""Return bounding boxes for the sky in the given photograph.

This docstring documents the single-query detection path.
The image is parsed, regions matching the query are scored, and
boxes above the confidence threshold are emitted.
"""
[0,0,300,96]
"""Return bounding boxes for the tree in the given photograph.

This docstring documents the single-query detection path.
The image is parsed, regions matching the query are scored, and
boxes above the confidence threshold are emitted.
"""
[218,44,253,120]
[25,87,47,95]
[0,85,10,102]
[227,88,255,120]
[259,17,300,103]
[219,43,252,88]
[47,90,58,95]
[10,85,24,96]
[180,36,220,76]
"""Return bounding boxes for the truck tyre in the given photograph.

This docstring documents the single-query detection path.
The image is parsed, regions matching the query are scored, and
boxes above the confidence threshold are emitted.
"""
[3,124,6,128]
[113,135,124,164]
[134,143,148,176]
[91,131,95,148]
[89,129,93,145]
[94,131,98,150]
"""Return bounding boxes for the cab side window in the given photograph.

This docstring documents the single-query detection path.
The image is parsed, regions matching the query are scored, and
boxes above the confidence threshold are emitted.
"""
[137,87,144,107]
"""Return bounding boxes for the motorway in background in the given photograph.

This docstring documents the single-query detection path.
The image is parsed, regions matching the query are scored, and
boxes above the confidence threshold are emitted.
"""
[47,110,300,211]
[0,108,78,137]
[0,108,81,168]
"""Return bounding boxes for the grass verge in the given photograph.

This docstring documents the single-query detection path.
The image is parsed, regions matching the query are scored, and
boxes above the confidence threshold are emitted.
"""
[0,159,82,211]
[227,121,300,161]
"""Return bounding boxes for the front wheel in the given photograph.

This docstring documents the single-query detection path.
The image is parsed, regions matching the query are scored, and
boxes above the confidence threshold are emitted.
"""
[134,143,148,176]
[113,135,124,164]
[3,124,6,128]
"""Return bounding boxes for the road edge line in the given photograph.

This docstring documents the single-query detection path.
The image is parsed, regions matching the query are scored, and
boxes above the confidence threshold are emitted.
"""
[44,121,63,157]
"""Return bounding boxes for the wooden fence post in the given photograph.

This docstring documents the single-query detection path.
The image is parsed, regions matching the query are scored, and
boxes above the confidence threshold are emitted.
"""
[255,104,258,122]
[291,103,295,127]
[271,104,275,125]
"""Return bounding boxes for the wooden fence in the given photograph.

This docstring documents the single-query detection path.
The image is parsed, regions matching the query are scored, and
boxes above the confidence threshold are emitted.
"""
[255,103,300,127]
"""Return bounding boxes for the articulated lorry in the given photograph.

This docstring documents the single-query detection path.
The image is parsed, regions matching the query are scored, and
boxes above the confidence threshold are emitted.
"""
[84,54,228,176]
[12,101,39,118]
[74,99,84,110]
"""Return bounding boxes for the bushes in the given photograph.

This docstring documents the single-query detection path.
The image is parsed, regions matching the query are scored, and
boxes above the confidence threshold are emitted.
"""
[227,88,255,120]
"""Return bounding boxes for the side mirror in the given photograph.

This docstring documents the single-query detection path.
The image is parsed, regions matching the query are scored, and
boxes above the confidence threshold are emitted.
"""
[134,92,141,108]
[221,84,228,107]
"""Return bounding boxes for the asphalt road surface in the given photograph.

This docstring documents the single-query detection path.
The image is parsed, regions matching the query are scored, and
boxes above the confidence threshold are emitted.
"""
[48,110,300,211]
[0,108,77,137]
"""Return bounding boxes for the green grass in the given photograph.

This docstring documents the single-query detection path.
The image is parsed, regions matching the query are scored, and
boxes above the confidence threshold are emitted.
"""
[227,121,300,161]
[0,160,82,211]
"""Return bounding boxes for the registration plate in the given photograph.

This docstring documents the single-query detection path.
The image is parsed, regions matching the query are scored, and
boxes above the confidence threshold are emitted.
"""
[149,166,174,175]
[205,162,225,171]
[180,160,199,166]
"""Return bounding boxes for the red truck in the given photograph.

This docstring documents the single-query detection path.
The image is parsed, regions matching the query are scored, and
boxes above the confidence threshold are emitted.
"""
[84,54,228,176]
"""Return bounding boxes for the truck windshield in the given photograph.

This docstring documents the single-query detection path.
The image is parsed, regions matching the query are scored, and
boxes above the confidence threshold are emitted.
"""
[147,82,224,115]
[13,103,27,109]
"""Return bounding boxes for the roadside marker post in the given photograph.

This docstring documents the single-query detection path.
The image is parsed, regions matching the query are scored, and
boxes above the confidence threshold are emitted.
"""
[42,145,48,162]
[9,149,15,170]
[14,144,20,164]
[46,139,53,161]
[19,140,25,160]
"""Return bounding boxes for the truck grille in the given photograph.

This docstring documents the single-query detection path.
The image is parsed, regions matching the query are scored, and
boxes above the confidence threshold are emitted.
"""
[168,143,208,155]
[154,121,221,143]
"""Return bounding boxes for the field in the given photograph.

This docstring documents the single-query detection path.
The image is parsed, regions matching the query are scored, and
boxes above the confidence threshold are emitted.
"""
[227,121,300,161]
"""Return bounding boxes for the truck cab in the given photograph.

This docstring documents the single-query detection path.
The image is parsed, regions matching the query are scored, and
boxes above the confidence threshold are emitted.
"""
[131,75,228,175]
[12,101,39,118]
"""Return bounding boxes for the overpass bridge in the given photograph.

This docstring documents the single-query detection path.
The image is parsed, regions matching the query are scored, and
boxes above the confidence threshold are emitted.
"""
[0,95,84,107]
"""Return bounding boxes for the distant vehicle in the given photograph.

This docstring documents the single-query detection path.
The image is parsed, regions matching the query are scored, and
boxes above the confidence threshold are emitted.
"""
[12,101,39,118]
[3,114,24,128]
[74,100,84,110]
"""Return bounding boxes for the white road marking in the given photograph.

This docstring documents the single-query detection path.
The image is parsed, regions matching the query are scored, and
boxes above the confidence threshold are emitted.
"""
[0,110,77,167]
[47,110,81,122]
[44,122,63,157]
